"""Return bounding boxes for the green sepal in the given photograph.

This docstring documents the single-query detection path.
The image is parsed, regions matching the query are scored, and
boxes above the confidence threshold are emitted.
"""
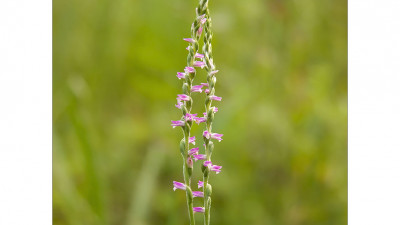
[207,110,214,122]
[187,165,193,177]
[182,106,188,116]
[205,96,210,106]
[208,141,214,155]
[186,186,193,204]
[202,165,209,177]
[205,183,212,197]
[180,139,186,156]
[182,83,189,95]
[189,72,195,80]
[201,163,207,173]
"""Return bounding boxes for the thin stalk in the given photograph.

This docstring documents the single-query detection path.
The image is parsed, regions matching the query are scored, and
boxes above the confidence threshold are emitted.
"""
[201,1,215,224]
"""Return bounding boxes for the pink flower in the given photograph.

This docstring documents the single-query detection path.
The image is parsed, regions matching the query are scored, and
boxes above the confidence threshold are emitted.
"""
[175,100,183,109]
[198,180,204,188]
[193,61,205,68]
[173,181,186,191]
[204,107,218,115]
[188,147,199,156]
[198,14,206,21]
[205,89,210,94]
[197,26,203,36]
[184,66,195,74]
[203,130,223,142]
[192,191,204,198]
[177,72,186,79]
[191,85,203,93]
[194,116,206,124]
[204,161,212,167]
[203,161,222,174]
[185,113,197,121]
[210,70,219,75]
[177,94,190,101]
[189,136,196,145]
[200,17,207,25]
[201,83,209,87]
[211,165,222,174]
[193,154,206,161]
[193,207,205,213]
[183,38,195,43]
[195,53,204,59]
[210,95,222,101]
[171,120,185,128]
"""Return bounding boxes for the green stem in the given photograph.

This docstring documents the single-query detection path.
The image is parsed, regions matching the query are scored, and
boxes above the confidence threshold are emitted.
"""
[203,175,210,225]
[183,132,195,225]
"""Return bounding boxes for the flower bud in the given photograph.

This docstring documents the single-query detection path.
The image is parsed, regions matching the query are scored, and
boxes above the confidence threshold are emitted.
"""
[187,156,193,168]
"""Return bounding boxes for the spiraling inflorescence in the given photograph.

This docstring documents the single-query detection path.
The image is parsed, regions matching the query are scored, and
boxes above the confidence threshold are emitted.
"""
[171,0,222,225]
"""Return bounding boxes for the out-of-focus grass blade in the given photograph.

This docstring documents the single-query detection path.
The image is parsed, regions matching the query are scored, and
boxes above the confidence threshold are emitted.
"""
[126,142,165,225]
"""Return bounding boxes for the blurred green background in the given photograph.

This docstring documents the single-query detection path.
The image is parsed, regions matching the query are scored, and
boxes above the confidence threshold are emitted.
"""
[53,0,347,224]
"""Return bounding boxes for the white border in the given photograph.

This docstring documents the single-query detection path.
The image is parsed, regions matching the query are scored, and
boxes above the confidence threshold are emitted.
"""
[0,0,52,224]
[349,0,400,224]
[1,0,400,224]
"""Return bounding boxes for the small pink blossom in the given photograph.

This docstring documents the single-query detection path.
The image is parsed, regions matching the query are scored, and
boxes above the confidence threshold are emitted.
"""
[189,136,196,145]
[175,100,183,109]
[197,14,206,21]
[198,180,204,188]
[201,83,209,87]
[185,113,197,121]
[197,27,203,36]
[191,85,203,93]
[192,191,204,198]
[204,161,212,167]
[203,161,222,174]
[203,130,223,142]
[173,181,186,191]
[177,72,186,79]
[195,53,204,59]
[184,66,195,74]
[193,61,205,68]
[171,120,185,128]
[205,89,210,94]
[210,95,222,101]
[193,154,206,161]
[193,207,205,213]
[177,94,190,101]
[211,164,222,174]
[188,147,199,156]
[194,116,206,124]
[210,70,219,75]
[183,38,195,43]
